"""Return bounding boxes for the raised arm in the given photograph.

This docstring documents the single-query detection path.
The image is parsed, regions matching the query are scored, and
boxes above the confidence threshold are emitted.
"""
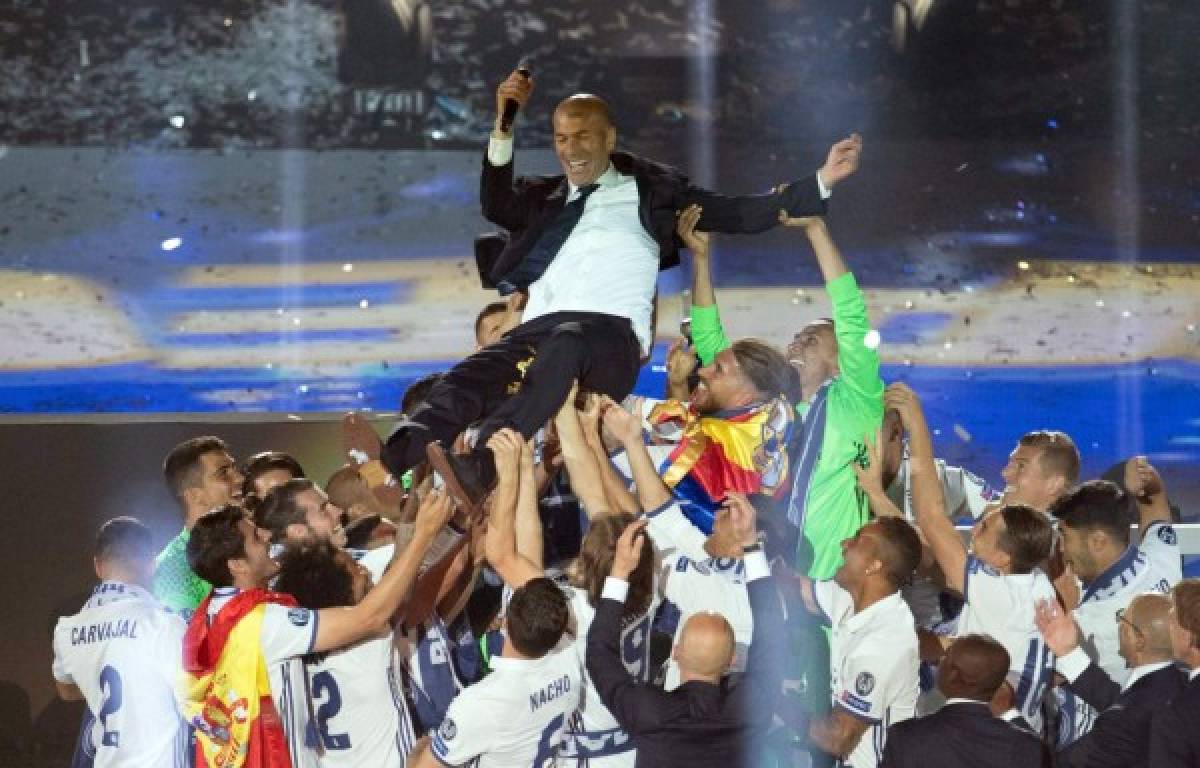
[601,398,672,512]
[554,384,614,519]
[480,69,535,230]
[515,437,545,571]
[1035,598,1121,712]
[312,490,453,652]
[1125,456,1172,536]
[579,393,641,516]
[676,204,730,368]
[683,135,861,235]
[484,429,543,588]
[585,519,667,734]
[889,383,966,594]
[853,428,904,519]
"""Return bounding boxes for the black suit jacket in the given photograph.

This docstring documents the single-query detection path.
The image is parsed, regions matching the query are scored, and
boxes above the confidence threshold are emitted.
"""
[584,572,785,768]
[1059,661,1186,768]
[881,701,1049,768]
[476,149,827,290]
[1150,672,1200,768]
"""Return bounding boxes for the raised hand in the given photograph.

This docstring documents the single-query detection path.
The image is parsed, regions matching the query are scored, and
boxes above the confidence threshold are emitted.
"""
[612,519,648,580]
[723,492,759,547]
[819,133,863,188]
[676,203,710,256]
[665,338,698,392]
[494,69,534,134]
[1124,455,1165,501]
[852,428,887,497]
[1034,598,1080,657]
[486,429,524,484]
[600,396,643,446]
[884,382,927,434]
[414,489,455,540]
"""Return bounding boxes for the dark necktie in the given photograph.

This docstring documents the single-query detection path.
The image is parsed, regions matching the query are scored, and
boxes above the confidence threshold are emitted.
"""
[500,182,600,291]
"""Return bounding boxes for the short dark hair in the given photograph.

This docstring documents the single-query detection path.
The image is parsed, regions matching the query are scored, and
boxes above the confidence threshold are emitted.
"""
[95,517,153,563]
[474,301,508,341]
[945,634,1011,701]
[248,478,317,543]
[1173,580,1200,650]
[506,577,569,658]
[163,436,228,502]
[275,540,355,610]
[401,372,447,415]
[730,338,793,399]
[1019,430,1080,485]
[186,504,248,588]
[240,451,305,498]
[998,504,1055,574]
[1049,480,1132,546]
[873,517,923,588]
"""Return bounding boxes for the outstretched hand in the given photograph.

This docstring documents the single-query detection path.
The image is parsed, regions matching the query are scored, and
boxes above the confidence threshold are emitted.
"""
[884,382,926,434]
[600,396,643,446]
[1034,598,1080,657]
[486,428,524,483]
[665,338,698,389]
[1124,455,1165,502]
[722,492,759,548]
[494,69,533,132]
[676,204,710,256]
[852,428,887,497]
[612,519,648,580]
[819,133,863,188]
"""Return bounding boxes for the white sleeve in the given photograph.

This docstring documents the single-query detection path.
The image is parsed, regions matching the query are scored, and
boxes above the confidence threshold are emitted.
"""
[834,643,910,723]
[430,690,493,765]
[1141,522,1183,584]
[51,621,73,684]
[487,135,513,167]
[259,604,319,664]
[812,579,847,627]
[645,499,709,562]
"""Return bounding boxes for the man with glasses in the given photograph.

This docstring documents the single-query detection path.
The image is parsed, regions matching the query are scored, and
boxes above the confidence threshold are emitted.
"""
[1035,592,1184,768]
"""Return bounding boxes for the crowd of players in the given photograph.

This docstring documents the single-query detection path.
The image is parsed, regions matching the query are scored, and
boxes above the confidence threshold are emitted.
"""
[50,70,1200,768]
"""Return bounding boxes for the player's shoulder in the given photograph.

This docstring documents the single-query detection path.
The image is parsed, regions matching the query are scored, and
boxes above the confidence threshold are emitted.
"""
[1142,521,1178,549]
[965,554,1002,579]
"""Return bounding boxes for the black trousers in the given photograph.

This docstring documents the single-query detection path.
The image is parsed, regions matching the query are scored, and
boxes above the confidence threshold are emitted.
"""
[382,311,642,475]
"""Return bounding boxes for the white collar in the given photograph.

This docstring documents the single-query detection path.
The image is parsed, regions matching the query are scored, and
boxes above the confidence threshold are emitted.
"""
[943,698,990,708]
[568,163,620,197]
[1190,667,1200,682]
[1122,661,1174,692]
[844,591,904,633]
[490,653,544,672]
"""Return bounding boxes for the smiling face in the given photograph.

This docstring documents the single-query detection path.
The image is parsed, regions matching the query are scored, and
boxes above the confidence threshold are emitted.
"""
[787,320,838,400]
[1000,443,1061,511]
[552,100,616,188]
[693,348,757,414]
[834,522,884,592]
[289,487,347,548]
[970,509,1012,572]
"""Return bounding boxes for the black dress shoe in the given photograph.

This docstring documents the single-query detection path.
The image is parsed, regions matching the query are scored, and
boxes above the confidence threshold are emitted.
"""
[425,442,494,516]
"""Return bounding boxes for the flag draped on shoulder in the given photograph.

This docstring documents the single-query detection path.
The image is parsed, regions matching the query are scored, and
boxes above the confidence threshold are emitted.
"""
[649,395,794,531]
[181,589,299,768]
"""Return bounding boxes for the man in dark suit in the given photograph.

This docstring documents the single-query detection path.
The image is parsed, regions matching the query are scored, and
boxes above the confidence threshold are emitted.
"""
[382,67,863,510]
[585,494,784,767]
[881,634,1048,768]
[1151,579,1200,767]
[1036,592,1185,768]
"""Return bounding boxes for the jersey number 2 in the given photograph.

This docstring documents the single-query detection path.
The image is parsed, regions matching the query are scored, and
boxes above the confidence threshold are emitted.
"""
[312,670,352,750]
[98,665,123,747]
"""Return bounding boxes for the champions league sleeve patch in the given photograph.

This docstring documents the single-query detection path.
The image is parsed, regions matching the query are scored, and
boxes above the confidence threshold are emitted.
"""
[439,718,457,742]
[287,607,311,627]
[855,671,876,696]
[1156,525,1177,546]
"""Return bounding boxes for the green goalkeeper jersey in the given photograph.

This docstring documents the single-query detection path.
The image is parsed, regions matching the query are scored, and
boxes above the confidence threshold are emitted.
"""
[690,272,883,578]
[152,527,211,616]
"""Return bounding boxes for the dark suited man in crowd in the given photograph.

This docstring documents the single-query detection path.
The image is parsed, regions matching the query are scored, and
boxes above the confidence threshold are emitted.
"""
[881,634,1049,768]
[383,67,863,511]
[1036,593,1184,768]
[585,495,785,767]
[1151,579,1200,767]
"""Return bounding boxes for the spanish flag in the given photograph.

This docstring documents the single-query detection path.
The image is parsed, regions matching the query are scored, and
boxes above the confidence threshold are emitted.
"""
[649,395,794,532]
[181,589,297,768]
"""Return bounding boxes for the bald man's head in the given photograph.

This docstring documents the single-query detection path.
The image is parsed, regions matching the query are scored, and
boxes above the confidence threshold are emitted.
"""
[673,612,735,683]
[1119,592,1174,666]
[938,634,1011,702]
[552,94,617,187]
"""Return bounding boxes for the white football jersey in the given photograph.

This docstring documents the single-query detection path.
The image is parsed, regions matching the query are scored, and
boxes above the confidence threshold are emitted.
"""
[51,582,189,768]
[658,554,753,691]
[558,583,657,767]
[814,580,919,768]
[302,632,417,768]
[205,587,320,768]
[431,649,582,768]
[956,556,1057,732]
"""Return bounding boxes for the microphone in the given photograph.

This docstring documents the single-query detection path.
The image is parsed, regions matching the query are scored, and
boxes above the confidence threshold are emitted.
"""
[500,61,532,133]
